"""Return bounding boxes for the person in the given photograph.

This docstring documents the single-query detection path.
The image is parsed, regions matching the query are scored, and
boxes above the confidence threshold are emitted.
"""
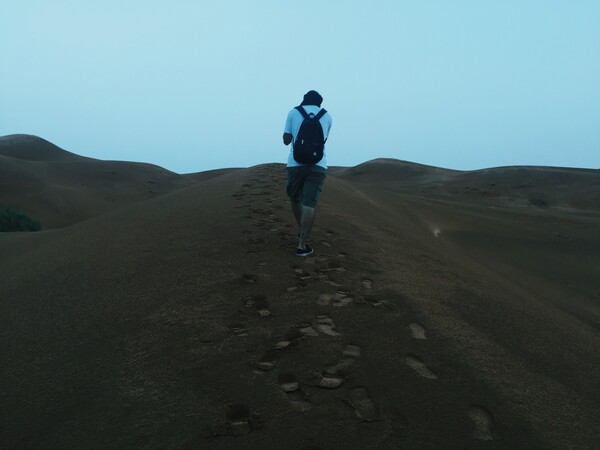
[282,90,332,256]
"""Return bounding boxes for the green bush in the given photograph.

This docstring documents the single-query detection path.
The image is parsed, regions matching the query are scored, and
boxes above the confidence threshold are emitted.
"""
[0,205,41,232]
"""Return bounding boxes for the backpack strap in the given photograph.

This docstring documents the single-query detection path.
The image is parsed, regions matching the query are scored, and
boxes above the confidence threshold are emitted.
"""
[315,109,327,120]
[295,106,327,121]
[295,106,309,119]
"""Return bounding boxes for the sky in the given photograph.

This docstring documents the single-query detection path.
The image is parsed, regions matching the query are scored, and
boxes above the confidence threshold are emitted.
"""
[1,1,599,173]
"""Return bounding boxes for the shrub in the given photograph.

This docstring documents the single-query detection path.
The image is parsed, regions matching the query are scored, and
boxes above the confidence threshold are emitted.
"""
[0,205,41,232]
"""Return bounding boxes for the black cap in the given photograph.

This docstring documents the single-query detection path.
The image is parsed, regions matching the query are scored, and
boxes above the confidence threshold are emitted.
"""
[301,90,323,107]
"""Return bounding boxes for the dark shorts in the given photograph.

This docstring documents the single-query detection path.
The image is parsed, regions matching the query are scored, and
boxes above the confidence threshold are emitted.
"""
[286,166,327,208]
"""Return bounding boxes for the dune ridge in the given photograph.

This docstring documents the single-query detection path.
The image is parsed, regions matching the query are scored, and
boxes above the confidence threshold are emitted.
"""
[0,135,194,228]
[1,136,599,449]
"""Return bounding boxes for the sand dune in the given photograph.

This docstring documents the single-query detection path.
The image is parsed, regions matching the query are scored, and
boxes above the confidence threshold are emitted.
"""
[0,135,194,228]
[1,137,599,449]
[335,158,600,211]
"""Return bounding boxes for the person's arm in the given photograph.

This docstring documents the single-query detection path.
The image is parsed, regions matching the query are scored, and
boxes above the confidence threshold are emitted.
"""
[283,110,293,145]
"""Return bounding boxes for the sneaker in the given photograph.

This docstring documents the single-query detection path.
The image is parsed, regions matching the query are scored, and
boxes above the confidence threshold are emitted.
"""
[296,245,314,257]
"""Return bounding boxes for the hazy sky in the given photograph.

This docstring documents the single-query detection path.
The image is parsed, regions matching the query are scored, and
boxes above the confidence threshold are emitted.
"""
[2,1,599,173]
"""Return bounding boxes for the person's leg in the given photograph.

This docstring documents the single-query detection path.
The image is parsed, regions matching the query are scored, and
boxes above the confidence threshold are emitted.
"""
[291,201,302,228]
[286,167,303,228]
[297,167,326,251]
[298,205,316,249]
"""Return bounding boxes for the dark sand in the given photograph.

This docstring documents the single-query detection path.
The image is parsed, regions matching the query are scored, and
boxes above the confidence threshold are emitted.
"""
[1,135,599,449]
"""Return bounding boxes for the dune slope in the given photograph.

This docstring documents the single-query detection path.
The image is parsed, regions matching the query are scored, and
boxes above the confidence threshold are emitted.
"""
[0,135,194,228]
[0,155,599,449]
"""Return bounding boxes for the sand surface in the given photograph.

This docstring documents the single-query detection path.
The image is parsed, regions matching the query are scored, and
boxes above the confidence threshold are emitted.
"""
[1,136,599,449]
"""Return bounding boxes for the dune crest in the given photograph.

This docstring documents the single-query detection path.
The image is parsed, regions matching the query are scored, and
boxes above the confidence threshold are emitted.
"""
[0,134,82,162]
[0,135,197,228]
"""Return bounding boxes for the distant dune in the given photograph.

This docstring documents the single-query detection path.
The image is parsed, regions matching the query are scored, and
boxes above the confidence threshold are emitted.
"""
[1,135,599,449]
[0,135,194,228]
[334,158,600,211]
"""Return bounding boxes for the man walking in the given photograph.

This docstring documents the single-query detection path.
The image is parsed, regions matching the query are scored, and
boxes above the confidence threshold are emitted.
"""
[282,90,332,256]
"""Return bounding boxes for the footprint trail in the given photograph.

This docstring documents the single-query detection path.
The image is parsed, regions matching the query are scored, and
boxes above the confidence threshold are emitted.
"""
[404,355,438,379]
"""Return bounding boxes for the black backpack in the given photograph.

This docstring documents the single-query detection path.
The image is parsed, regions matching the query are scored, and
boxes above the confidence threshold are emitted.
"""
[293,106,327,164]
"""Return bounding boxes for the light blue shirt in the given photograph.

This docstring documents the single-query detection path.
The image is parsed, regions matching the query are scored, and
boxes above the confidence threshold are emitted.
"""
[283,105,332,169]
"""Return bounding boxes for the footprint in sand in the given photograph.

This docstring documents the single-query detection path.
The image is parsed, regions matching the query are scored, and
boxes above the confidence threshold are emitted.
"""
[247,237,265,245]
[316,293,332,306]
[206,405,263,438]
[315,344,361,389]
[316,291,354,307]
[315,315,339,336]
[296,321,319,337]
[253,349,279,372]
[320,240,333,247]
[404,355,438,379]
[317,261,345,273]
[315,372,344,389]
[225,404,251,435]
[322,358,354,380]
[277,372,300,392]
[342,344,361,358]
[293,267,313,280]
[468,406,494,440]
[228,322,247,336]
[299,326,319,337]
[287,280,308,292]
[242,274,257,284]
[333,290,353,307]
[361,278,373,289]
[408,323,427,339]
[275,327,305,349]
[244,295,271,317]
[347,387,378,421]
[363,296,385,308]
[278,373,312,411]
